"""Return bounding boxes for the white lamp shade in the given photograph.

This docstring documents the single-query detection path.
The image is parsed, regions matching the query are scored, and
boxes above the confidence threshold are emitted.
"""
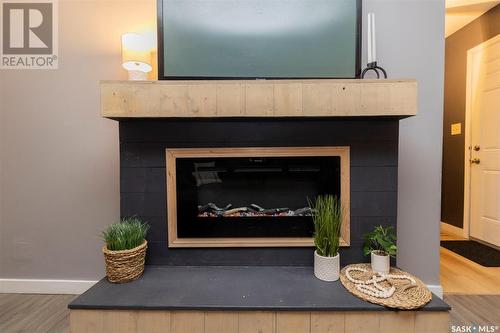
[121,33,152,73]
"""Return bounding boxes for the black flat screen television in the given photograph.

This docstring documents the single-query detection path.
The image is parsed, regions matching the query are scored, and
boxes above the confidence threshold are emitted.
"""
[158,0,361,79]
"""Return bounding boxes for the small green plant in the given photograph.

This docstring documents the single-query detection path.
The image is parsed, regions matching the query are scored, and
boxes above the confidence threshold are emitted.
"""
[308,195,343,257]
[102,217,149,251]
[363,225,397,257]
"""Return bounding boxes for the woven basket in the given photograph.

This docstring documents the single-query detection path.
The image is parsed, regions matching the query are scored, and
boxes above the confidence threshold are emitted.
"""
[103,240,147,283]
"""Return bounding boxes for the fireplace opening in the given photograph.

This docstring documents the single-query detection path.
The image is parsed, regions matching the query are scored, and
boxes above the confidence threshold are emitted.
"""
[166,147,350,247]
[177,156,340,238]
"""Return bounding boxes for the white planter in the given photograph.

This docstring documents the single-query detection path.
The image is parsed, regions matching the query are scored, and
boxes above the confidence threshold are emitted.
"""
[371,251,390,274]
[314,251,340,282]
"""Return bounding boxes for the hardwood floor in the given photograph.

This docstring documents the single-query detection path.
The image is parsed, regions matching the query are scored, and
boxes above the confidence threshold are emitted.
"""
[0,294,76,333]
[440,229,466,241]
[444,294,500,327]
[440,247,500,294]
[1,294,499,332]
[440,230,500,294]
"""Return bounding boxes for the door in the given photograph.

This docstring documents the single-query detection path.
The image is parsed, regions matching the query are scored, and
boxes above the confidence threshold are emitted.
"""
[469,34,500,247]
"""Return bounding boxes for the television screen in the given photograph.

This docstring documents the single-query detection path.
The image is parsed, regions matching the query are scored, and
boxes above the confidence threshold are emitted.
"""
[158,0,360,79]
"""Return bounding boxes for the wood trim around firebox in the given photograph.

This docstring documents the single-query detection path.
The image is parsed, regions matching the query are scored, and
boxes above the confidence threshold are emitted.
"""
[166,147,350,248]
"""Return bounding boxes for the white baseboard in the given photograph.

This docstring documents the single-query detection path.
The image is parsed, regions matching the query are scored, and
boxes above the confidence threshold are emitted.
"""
[440,221,466,239]
[427,284,444,299]
[0,279,98,294]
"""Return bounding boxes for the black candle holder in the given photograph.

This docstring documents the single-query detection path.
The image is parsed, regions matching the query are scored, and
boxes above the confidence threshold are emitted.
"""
[361,61,387,79]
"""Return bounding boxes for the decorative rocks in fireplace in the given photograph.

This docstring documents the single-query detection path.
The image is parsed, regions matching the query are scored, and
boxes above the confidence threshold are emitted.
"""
[166,147,350,248]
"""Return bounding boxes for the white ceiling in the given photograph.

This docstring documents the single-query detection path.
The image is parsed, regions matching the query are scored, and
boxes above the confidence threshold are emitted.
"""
[445,0,499,37]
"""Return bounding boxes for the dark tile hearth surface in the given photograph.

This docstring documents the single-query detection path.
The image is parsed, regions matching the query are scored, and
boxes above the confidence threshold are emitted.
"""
[69,266,449,311]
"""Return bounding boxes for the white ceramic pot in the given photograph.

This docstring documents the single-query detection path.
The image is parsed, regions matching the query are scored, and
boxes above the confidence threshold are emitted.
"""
[371,251,390,274]
[314,251,340,281]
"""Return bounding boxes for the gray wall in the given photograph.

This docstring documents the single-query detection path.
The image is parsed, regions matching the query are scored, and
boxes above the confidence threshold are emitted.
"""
[0,0,444,286]
[441,5,500,229]
[0,0,155,280]
[363,0,445,287]
[0,80,4,279]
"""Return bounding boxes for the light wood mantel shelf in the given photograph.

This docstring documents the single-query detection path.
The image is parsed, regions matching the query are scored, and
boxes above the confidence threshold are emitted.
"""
[100,79,417,118]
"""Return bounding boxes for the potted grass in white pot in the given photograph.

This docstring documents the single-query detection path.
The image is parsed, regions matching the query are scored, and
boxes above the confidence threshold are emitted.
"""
[102,217,149,283]
[309,195,343,282]
[363,225,397,274]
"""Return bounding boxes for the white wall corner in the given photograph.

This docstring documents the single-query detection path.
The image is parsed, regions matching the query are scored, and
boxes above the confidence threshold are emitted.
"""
[0,279,98,294]
[427,284,444,299]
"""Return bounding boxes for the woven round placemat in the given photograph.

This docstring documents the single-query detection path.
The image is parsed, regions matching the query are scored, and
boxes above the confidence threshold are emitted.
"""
[103,240,147,283]
[340,263,432,310]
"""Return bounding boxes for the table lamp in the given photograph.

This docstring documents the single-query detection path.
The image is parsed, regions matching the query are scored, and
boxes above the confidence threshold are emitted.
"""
[121,33,152,80]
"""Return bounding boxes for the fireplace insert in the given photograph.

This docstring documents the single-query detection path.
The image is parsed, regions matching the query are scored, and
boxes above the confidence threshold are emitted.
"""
[166,147,350,247]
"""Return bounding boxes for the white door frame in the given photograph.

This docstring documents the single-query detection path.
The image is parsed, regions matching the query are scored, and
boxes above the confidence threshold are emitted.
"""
[463,33,500,239]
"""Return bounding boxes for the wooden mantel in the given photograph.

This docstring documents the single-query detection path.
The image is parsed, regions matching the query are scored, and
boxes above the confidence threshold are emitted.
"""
[100,79,417,118]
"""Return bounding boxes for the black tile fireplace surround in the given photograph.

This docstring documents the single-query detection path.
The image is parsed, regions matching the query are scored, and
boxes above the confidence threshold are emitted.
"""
[120,118,399,266]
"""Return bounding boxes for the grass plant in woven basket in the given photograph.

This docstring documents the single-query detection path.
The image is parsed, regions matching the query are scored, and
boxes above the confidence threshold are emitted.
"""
[363,225,397,274]
[102,217,149,283]
[308,195,343,281]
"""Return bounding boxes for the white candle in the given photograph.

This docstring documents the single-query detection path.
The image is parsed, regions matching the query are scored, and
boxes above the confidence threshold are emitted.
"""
[371,13,377,63]
[367,13,372,64]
